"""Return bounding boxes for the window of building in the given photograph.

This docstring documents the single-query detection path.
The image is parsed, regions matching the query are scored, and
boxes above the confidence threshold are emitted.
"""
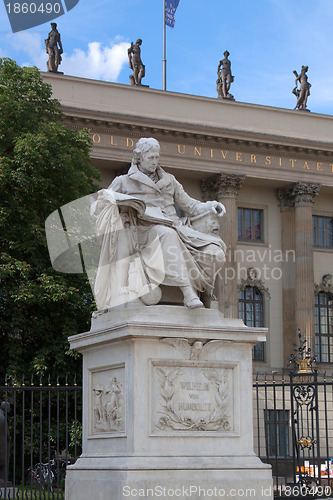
[315,292,333,363]
[264,409,289,457]
[313,215,333,248]
[238,208,263,242]
[238,286,264,361]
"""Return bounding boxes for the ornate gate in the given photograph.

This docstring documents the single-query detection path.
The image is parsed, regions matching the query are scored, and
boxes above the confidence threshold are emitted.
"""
[254,330,333,497]
[289,330,321,489]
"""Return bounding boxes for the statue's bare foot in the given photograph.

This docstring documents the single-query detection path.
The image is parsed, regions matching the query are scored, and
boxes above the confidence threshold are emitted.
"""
[181,286,204,309]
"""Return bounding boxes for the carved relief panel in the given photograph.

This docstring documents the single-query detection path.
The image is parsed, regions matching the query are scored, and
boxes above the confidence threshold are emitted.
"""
[89,364,125,437]
[150,360,239,436]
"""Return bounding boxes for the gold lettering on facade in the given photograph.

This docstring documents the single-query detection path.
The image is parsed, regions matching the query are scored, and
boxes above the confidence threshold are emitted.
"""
[90,135,333,176]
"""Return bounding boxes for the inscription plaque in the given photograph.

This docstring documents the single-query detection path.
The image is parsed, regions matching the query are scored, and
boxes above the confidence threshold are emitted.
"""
[150,360,238,435]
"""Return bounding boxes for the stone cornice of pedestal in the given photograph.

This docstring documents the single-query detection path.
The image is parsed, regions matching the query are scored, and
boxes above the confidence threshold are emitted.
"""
[277,182,321,210]
[201,174,245,200]
[71,454,270,471]
[68,306,267,352]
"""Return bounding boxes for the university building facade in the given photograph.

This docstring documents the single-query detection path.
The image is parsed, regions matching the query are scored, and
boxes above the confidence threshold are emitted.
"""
[40,74,333,477]
[42,73,333,374]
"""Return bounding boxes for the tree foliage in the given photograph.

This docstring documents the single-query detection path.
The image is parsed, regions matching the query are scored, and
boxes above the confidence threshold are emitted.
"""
[0,58,101,379]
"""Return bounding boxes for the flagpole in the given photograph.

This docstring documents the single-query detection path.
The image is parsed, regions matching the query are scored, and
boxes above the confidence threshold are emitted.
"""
[163,0,166,90]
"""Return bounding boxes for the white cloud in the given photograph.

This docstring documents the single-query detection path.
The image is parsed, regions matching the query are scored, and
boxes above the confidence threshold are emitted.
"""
[5,32,129,82]
[61,41,129,81]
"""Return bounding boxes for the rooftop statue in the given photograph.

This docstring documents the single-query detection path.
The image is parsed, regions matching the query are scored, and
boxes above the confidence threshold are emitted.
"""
[128,39,145,86]
[45,23,63,73]
[293,66,311,111]
[91,138,226,310]
[217,51,234,100]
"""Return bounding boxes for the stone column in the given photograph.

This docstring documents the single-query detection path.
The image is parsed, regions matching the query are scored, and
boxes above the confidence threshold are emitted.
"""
[293,182,320,352]
[277,188,296,365]
[202,174,245,317]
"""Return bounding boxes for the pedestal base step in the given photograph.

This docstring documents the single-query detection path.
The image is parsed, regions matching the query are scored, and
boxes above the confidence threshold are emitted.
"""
[65,456,273,500]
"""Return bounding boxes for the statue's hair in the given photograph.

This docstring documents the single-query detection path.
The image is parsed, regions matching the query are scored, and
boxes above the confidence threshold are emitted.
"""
[132,138,160,167]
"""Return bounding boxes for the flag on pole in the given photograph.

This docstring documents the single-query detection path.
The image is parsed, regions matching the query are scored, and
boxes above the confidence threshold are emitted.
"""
[165,0,180,28]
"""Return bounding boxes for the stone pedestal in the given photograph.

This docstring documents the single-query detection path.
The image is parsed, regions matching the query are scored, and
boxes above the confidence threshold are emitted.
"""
[66,306,273,500]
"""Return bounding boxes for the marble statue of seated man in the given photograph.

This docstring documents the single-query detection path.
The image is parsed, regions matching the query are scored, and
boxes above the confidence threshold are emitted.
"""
[91,138,226,310]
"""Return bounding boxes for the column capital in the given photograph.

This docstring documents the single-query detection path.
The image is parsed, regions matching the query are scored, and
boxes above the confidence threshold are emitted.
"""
[201,173,245,200]
[292,182,320,207]
[277,182,320,210]
[277,187,295,211]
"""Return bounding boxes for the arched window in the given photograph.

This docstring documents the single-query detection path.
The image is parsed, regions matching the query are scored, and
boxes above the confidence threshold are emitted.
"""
[315,292,333,363]
[238,286,264,361]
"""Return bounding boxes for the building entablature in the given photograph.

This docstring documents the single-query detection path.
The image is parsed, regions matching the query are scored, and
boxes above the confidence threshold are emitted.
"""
[42,73,333,186]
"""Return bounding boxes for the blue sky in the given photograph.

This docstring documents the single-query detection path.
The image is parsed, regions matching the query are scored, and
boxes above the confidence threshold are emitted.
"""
[1,0,333,115]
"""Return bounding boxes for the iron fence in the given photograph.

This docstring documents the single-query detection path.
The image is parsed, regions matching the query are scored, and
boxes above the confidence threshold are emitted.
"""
[2,371,333,498]
[253,371,333,497]
[0,376,82,499]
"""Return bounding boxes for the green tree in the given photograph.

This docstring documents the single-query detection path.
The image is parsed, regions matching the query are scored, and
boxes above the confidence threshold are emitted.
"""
[0,58,101,380]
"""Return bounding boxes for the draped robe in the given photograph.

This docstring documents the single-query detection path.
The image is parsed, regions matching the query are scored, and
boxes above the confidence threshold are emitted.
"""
[92,165,226,310]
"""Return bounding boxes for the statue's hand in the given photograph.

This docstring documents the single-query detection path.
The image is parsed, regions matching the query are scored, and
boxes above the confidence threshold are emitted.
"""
[204,201,226,217]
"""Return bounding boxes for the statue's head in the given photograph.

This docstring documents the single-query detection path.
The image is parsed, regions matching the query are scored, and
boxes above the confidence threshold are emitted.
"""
[247,267,258,281]
[224,50,230,57]
[190,210,220,235]
[136,39,142,45]
[132,138,160,167]
[51,22,57,29]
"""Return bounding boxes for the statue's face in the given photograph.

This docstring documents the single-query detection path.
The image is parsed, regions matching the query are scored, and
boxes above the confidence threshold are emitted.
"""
[139,146,160,175]
[205,216,220,235]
